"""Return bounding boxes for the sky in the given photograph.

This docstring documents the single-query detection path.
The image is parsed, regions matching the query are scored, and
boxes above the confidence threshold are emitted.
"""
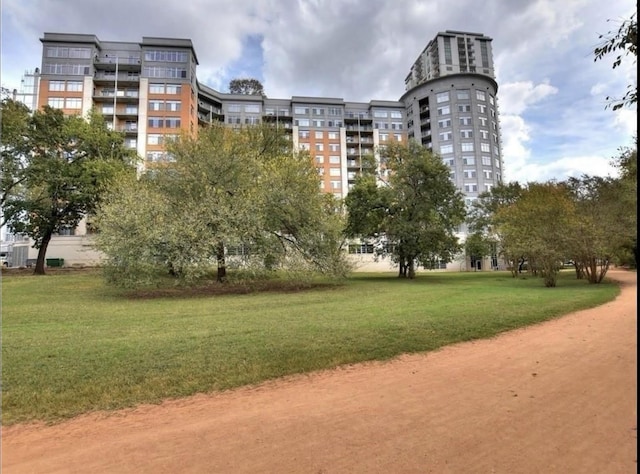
[1,0,637,184]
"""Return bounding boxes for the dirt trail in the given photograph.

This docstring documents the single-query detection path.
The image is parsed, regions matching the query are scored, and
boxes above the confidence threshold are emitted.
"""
[2,270,637,474]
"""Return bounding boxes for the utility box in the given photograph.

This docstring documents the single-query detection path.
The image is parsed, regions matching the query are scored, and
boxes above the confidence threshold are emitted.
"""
[46,258,65,267]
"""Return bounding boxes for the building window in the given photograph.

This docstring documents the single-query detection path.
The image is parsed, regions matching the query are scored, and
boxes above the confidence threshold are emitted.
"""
[245,104,260,113]
[438,119,452,128]
[228,104,242,113]
[439,131,452,141]
[166,100,181,111]
[436,91,450,103]
[329,156,341,164]
[299,130,310,139]
[66,81,82,92]
[374,110,388,118]
[464,169,477,178]
[463,156,476,166]
[48,80,65,91]
[329,143,340,152]
[148,117,163,128]
[315,131,324,139]
[328,107,342,116]
[483,170,492,179]
[328,131,338,140]
[166,85,181,94]
[476,90,486,101]
[316,156,324,164]
[456,90,470,100]
[149,100,164,111]
[390,111,402,119]
[299,143,310,151]
[46,46,90,58]
[313,119,325,127]
[149,84,164,93]
[440,144,454,154]
[461,142,474,152]
[379,132,389,141]
[165,118,181,128]
[495,159,501,169]
[479,117,488,127]
[315,143,324,151]
[147,134,164,145]
[143,66,187,78]
[478,104,487,114]
[296,118,310,127]
[459,116,472,126]
[458,104,471,112]
[329,168,341,177]
[437,106,451,115]
[481,143,491,153]
[464,184,478,192]
[482,156,492,166]
[480,130,489,140]
[294,106,309,115]
[144,50,189,62]
[43,64,90,75]
[312,107,325,115]
[47,98,64,108]
[460,129,473,139]
[330,180,341,189]
[65,98,82,109]
[489,95,495,105]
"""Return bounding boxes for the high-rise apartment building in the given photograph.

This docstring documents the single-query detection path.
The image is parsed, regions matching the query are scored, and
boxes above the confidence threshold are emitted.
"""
[402,31,502,212]
[35,31,502,201]
[14,30,503,268]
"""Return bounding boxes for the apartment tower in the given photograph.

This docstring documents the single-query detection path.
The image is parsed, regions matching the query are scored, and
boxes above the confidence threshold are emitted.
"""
[402,31,503,211]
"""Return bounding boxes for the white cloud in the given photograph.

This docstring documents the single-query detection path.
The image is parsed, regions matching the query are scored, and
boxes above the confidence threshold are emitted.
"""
[499,81,559,115]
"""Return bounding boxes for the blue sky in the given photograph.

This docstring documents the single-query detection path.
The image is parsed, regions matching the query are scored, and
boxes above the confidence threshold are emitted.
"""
[1,0,637,184]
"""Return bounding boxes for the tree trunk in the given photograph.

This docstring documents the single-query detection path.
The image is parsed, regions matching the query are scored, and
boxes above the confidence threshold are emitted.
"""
[34,231,53,275]
[216,241,227,283]
[408,259,416,279]
[398,255,407,278]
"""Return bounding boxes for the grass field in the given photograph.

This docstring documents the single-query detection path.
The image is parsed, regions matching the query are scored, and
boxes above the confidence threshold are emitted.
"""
[1,269,620,425]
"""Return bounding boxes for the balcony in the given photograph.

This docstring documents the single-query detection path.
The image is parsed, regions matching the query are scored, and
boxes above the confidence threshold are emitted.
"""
[94,55,141,72]
[94,72,140,85]
[93,89,140,102]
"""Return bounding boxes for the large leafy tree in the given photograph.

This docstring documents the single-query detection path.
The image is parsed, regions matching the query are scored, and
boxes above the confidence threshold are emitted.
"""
[594,9,637,110]
[496,182,577,287]
[565,175,634,283]
[94,122,348,288]
[345,141,466,279]
[1,98,31,224]
[467,182,524,276]
[228,78,266,96]
[2,105,135,274]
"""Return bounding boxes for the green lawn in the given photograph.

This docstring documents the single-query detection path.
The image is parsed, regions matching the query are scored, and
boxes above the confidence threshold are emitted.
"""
[1,269,619,425]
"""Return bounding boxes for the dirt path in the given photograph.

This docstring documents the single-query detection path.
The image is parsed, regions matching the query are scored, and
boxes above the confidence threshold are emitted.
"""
[2,271,637,474]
